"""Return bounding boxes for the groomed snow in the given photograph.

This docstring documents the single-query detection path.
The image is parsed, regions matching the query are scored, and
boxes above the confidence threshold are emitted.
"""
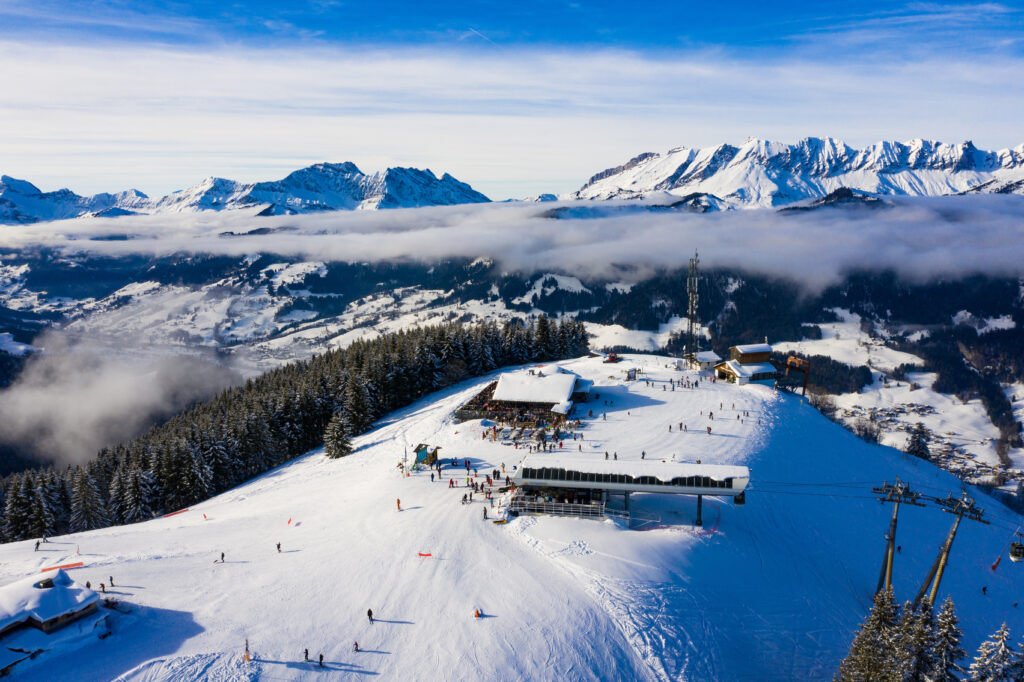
[0,355,1020,681]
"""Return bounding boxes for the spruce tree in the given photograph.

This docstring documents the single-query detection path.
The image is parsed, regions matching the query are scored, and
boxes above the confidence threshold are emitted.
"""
[930,597,966,682]
[836,587,900,681]
[967,623,1017,682]
[895,600,936,682]
[70,468,110,532]
[344,379,373,434]
[122,468,156,523]
[27,478,57,539]
[905,422,931,460]
[323,411,353,459]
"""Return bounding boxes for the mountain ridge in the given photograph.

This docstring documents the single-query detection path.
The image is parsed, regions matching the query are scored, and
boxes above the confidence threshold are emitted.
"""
[0,163,490,224]
[573,137,1024,207]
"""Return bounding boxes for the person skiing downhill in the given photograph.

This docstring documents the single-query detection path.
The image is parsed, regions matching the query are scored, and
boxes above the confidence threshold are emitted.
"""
[367,608,374,623]
[483,507,488,520]
[304,648,309,662]
[353,641,360,653]
[276,543,281,553]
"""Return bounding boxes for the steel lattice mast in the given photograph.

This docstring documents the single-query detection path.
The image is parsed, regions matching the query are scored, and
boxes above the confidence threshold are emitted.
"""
[686,252,700,362]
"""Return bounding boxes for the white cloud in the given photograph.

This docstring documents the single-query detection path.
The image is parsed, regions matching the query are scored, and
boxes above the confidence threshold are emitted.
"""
[4,196,1023,292]
[1,41,1023,199]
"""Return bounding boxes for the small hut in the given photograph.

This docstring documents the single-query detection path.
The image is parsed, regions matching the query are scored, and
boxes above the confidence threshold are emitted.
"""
[0,569,99,640]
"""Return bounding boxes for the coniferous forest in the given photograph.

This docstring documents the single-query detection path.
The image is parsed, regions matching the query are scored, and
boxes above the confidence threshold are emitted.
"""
[0,316,589,542]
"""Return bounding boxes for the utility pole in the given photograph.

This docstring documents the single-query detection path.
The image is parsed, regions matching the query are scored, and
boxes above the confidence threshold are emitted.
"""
[914,491,988,608]
[872,479,924,596]
[686,252,700,364]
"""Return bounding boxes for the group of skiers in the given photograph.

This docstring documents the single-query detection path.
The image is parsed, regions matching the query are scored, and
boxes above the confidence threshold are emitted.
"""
[296,609,376,667]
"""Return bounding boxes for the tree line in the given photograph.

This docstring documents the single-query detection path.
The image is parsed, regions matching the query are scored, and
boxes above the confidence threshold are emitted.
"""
[0,316,589,542]
[837,589,1024,681]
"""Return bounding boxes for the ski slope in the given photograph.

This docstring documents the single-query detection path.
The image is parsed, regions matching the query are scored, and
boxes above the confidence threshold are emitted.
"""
[0,355,1022,680]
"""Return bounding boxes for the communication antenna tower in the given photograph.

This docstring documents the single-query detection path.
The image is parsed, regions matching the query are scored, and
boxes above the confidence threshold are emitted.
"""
[686,252,700,362]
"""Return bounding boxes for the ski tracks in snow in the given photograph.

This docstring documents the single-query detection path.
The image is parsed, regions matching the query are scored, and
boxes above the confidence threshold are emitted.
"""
[507,516,703,681]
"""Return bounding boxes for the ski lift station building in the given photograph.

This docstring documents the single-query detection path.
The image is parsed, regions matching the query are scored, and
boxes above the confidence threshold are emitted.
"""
[714,343,778,386]
[509,456,750,525]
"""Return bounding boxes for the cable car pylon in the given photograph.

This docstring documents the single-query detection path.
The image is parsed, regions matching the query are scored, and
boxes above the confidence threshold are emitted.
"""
[872,479,924,596]
[913,491,989,608]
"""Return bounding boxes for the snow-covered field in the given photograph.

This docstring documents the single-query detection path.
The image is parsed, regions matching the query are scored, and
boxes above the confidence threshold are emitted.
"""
[583,316,699,352]
[775,309,1019,477]
[1,355,1021,680]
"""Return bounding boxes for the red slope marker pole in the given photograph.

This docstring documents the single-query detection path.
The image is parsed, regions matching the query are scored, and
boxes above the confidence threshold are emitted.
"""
[42,561,84,572]
[418,553,432,557]
[162,508,189,518]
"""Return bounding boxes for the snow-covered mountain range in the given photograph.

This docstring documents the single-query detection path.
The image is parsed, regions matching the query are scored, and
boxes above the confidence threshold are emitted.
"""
[0,163,489,224]
[573,137,1024,207]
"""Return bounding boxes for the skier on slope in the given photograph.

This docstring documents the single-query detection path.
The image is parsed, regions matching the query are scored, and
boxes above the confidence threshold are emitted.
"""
[367,608,374,623]
[483,507,488,520]
[277,543,281,553]
[354,641,360,653]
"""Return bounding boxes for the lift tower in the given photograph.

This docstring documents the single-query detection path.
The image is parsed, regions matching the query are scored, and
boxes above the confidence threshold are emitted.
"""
[872,479,924,596]
[914,491,988,607]
[685,252,700,363]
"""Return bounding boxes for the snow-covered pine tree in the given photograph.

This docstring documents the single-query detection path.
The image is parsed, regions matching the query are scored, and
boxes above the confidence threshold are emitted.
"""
[895,599,936,681]
[323,411,353,459]
[27,475,57,539]
[905,422,930,460]
[836,587,900,681]
[344,378,373,434]
[69,467,110,532]
[122,468,156,523]
[929,596,966,682]
[107,466,126,525]
[967,623,1017,682]
[3,474,32,541]
[535,314,554,360]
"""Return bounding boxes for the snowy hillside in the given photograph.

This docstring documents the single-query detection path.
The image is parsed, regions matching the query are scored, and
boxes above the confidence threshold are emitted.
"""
[0,163,489,224]
[0,355,1021,680]
[574,138,1024,207]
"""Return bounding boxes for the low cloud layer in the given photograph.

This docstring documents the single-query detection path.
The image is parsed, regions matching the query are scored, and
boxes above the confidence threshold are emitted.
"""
[3,195,1023,291]
[0,332,240,466]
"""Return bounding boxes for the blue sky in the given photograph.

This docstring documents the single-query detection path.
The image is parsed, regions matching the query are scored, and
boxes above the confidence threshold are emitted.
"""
[1,1,1023,198]
[4,1,1023,53]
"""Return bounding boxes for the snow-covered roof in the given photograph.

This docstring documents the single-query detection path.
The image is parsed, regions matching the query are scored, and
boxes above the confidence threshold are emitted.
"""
[0,570,98,634]
[551,401,572,415]
[733,343,772,354]
[718,360,777,378]
[695,351,722,362]
[514,456,749,483]
[491,369,589,405]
